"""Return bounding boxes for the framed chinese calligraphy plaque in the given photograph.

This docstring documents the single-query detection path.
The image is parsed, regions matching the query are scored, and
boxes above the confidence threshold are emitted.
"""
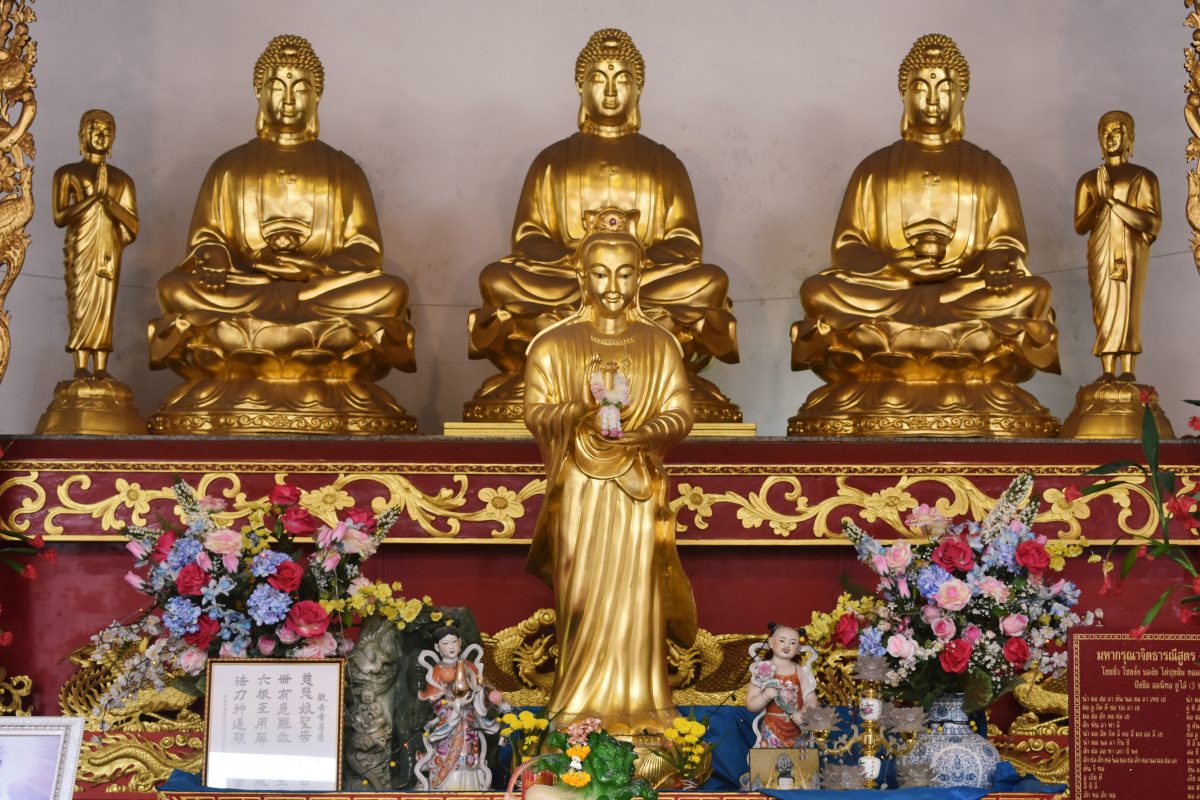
[203,659,344,791]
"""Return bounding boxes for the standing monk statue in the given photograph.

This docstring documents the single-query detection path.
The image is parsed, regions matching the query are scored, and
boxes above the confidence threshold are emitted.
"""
[54,109,138,379]
[1073,111,1160,381]
[467,28,740,425]
[790,33,1060,438]
[148,35,416,435]
[35,109,144,435]
[524,207,697,734]
[1062,111,1172,438]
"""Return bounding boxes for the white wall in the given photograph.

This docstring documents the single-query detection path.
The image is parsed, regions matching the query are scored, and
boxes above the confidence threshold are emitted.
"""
[3,0,1198,436]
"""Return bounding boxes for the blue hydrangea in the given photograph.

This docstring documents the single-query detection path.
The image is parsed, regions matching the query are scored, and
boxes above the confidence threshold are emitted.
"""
[251,550,291,578]
[247,584,292,626]
[858,627,885,658]
[163,597,201,637]
[981,539,1018,573]
[166,538,203,570]
[147,562,173,592]
[219,609,251,641]
[1055,580,1081,607]
[201,575,236,605]
[916,564,952,599]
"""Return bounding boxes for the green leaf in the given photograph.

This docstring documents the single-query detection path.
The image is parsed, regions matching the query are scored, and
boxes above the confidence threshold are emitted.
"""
[1184,399,1200,407]
[1082,480,1131,497]
[962,668,994,713]
[1142,406,1160,478]
[169,674,202,697]
[1120,546,1141,579]
[1084,460,1141,476]
[1140,586,1179,629]
[1159,471,1178,494]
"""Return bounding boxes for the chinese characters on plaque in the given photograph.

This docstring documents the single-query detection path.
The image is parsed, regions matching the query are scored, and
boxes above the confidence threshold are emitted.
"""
[204,659,343,791]
[1070,632,1200,800]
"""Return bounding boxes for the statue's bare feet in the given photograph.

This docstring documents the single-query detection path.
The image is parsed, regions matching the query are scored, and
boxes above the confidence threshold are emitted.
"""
[73,367,91,380]
[1117,372,1136,383]
[94,369,112,381]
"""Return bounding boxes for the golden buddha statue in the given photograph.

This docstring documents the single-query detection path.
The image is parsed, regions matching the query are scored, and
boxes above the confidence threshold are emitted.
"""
[35,109,144,435]
[467,28,740,424]
[147,35,416,435]
[790,34,1060,437]
[525,207,696,733]
[1061,111,1172,438]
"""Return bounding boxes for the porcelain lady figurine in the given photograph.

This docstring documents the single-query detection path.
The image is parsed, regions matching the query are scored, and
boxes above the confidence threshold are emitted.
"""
[414,626,504,790]
[745,623,818,748]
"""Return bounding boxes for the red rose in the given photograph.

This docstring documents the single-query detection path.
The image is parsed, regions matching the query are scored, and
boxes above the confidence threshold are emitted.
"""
[1015,540,1050,576]
[286,600,330,638]
[183,614,220,649]
[0,630,12,647]
[20,564,36,579]
[834,613,859,647]
[938,639,973,674]
[346,508,377,533]
[31,534,44,549]
[175,563,208,596]
[1002,637,1030,667]
[269,484,302,507]
[268,560,304,593]
[151,530,176,564]
[931,536,975,573]
[281,506,319,536]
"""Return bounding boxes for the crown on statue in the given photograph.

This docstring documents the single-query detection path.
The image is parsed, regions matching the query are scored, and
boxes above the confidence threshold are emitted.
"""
[583,207,640,237]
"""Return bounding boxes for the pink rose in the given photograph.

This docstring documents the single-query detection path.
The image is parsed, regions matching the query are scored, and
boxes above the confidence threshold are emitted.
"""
[346,508,377,532]
[934,578,972,611]
[975,576,1010,603]
[219,639,247,658]
[286,600,330,638]
[203,528,242,555]
[1000,613,1029,637]
[221,552,239,572]
[194,550,213,572]
[197,495,226,511]
[341,525,376,556]
[871,555,889,576]
[126,539,148,559]
[962,624,983,645]
[276,624,301,645]
[931,616,957,641]
[257,636,277,656]
[897,577,911,598]
[269,484,302,506]
[320,551,341,571]
[905,503,948,535]
[178,647,208,675]
[124,571,146,591]
[884,541,913,573]
[921,604,942,623]
[886,634,916,660]
[294,632,337,658]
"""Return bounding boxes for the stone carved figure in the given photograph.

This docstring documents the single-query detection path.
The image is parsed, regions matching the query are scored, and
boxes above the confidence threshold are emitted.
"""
[524,207,697,734]
[148,35,416,435]
[413,626,504,791]
[54,109,138,379]
[790,34,1060,438]
[745,623,818,749]
[468,28,740,424]
[1073,110,1161,381]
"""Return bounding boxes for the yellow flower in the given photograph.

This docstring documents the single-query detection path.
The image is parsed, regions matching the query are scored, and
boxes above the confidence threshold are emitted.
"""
[663,729,679,741]
[688,720,705,737]
[300,486,355,518]
[519,710,536,725]
[672,717,691,733]
[536,718,549,730]
[502,713,518,726]
[560,772,591,788]
[566,745,590,760]
[1088,554,1102,563]
[431,611,443,621]
[500,727,514,736]
[682,734,699,744]
[377,584,393,599]
[394,621,407,630]
[115,479,151,516]
[479,486,526,521]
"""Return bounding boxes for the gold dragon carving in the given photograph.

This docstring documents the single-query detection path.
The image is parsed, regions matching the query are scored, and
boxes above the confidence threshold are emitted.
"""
[988,672,1070,786]
[0,0,35,385]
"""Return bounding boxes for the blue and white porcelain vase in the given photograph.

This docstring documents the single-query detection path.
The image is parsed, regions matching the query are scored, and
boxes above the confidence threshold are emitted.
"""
[898,694,999,788]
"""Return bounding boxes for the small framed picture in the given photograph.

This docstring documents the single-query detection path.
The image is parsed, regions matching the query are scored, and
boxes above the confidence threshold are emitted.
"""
[204,659,344,791]
[0,716,85,800]
[748,746,819,790]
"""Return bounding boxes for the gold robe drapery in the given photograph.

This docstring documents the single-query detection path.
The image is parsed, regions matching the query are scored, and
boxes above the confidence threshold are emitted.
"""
[525,312,696,731]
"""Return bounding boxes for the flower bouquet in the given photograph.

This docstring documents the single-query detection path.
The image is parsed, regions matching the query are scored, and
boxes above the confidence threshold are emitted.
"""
[90,478,407,718]
[500,709,553,765]
[842,474,1100,712]
[509,717,656,800]
[652,714,716,788]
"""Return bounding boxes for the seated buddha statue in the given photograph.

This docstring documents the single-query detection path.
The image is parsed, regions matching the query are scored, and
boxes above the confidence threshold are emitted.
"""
[789,33,1059,437]
[466,28,740,424]
[148,35,416,435]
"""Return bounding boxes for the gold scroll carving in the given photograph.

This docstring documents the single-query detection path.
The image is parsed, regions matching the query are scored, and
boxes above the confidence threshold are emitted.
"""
[0,667,32,715]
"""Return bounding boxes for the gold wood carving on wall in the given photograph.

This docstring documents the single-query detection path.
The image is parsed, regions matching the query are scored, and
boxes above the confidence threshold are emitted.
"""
[1186,1,1200,266]
[0,461,1192,545]
[0,666,32,715]
[0,0,35,386]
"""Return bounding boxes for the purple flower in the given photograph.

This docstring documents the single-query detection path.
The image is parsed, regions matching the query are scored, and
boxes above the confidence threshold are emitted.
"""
[163,596,201,637]
[246,584,292,626]
[251,550,291,578]
[916,564,952,599]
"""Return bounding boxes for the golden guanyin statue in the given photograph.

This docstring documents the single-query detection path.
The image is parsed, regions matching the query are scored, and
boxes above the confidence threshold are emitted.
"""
[147,35,416,435]
[467,28,740,424]
[790,34,1060,437]
[525,207,697,733]
[1061,111,1172,438]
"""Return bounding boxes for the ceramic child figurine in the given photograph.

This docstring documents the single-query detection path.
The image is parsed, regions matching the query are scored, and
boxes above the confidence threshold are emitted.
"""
[745,623,819,748]
[414,626,506,790]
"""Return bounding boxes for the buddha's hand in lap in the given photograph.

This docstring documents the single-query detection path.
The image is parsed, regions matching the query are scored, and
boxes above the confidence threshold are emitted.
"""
[251,252,332,283]
[892,255,960,284]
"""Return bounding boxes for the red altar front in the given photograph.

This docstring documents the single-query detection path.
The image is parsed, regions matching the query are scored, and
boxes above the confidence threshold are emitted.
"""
[0,434,1194,796]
